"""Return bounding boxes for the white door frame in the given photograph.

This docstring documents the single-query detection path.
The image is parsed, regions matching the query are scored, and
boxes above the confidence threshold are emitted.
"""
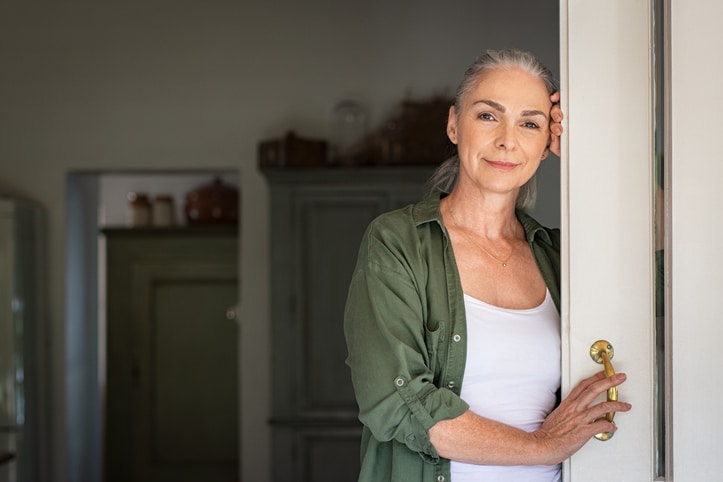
[669,0,723,479]
[561,0,655,480]
[562,0,723,480]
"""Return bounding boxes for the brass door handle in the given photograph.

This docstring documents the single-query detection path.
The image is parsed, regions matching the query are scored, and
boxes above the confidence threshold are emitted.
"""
[589,340,618,441]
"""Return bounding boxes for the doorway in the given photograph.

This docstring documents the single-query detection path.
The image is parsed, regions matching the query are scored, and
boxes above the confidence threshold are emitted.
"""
[65,170,241,482]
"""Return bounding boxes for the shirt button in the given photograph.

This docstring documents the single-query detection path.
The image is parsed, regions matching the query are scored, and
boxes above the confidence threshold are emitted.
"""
[437,476,445,482]
[447,380,455,389]
[395,377,405,387]
[452,334,461,342]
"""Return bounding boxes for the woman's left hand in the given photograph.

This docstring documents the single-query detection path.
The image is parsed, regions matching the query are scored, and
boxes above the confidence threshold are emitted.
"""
[549,91,563,157]
[530,370,631,464]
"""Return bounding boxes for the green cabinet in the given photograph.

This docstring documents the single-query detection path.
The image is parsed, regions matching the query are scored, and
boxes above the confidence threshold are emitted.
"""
[103,227,239,482]
[263,167,432,482]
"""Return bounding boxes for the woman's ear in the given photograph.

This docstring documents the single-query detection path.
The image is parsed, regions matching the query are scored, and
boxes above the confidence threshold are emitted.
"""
[541,136,552,160]
[447,105,458,144]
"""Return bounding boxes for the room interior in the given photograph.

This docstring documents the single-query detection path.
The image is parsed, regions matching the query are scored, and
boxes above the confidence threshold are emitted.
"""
[0,1,560,481]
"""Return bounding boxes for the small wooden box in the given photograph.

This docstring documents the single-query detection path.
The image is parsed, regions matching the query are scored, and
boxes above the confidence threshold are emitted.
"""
[258,131,328,168]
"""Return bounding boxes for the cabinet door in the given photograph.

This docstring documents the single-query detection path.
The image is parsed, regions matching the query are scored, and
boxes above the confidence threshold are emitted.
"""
[267,169,430,482]
[105,231,238,482]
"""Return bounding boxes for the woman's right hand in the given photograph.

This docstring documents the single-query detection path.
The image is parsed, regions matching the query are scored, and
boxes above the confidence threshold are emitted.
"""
[548,91,564,157]
[531,370,632,464]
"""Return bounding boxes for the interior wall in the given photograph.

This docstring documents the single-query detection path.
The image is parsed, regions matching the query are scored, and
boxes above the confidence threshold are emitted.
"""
[0,1,559,481]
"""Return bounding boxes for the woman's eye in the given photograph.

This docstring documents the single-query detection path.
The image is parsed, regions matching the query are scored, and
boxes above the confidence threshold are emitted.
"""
[478,112,495,121]
[522,121,540,129]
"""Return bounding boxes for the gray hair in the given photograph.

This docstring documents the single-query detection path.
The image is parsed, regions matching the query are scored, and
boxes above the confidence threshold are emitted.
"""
[427,49,558,211]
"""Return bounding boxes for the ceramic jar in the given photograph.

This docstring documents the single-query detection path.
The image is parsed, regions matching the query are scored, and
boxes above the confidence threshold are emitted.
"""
[126,192,151,227]
[184,178,239,225]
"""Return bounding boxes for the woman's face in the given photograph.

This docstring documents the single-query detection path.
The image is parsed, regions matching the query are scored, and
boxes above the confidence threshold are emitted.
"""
[447,66,552,199]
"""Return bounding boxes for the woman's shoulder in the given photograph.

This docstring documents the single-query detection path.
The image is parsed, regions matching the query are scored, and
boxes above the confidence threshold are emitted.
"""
[366,196,440,238]
[355,197,442,278]
[516,210,560,250]
[365,204,418,245]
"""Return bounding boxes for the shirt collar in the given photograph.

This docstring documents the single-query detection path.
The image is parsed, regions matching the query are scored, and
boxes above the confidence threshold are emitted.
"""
[411,193,553,245]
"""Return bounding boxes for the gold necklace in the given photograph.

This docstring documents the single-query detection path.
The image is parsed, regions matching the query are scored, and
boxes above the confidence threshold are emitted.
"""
[449,208,515,267]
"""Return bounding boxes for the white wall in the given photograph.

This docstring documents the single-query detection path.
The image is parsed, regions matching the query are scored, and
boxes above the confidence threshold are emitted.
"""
[0,1,559,480]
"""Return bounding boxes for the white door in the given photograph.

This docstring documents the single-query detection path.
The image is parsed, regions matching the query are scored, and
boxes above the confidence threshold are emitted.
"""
[562,1,723,480]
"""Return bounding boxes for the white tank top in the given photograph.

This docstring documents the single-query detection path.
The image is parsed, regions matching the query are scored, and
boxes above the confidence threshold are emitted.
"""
[450,289,561,482]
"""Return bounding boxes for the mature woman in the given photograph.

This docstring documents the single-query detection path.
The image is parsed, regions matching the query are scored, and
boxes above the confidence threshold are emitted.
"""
[344,49,631,482]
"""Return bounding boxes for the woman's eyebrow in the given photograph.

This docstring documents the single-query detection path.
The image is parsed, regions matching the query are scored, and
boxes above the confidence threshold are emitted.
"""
[476,99,506,112]
[475,100,547,118]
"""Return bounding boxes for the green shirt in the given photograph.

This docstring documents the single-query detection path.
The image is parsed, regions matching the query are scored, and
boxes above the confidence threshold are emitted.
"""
[344,194,561,482]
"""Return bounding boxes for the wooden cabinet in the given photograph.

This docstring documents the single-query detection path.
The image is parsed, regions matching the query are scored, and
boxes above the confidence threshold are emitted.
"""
[103,227,239,482]
[263,167,433,482]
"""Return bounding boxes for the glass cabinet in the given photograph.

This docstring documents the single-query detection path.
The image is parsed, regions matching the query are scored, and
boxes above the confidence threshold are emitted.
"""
[0,199,43,482]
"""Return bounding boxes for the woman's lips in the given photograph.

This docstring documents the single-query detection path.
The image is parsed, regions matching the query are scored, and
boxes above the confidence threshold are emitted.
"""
[485,159,518,171]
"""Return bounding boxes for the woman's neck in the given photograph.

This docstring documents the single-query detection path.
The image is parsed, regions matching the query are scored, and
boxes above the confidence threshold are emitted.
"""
[441,189,521,240]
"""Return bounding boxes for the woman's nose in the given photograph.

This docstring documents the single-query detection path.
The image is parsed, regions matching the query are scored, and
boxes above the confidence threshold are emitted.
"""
[495,123,517,150]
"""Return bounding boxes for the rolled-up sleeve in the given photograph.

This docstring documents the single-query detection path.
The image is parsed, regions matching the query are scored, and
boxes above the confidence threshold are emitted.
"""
[344,220,469,463]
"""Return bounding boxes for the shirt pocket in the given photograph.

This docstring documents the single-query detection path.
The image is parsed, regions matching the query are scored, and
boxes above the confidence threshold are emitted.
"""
[424,319,445,379]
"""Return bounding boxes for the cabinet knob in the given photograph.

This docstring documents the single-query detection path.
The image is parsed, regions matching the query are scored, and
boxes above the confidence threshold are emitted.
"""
[226,304,239,321]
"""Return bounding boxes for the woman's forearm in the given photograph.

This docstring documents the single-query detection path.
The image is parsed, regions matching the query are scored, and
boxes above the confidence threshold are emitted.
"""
[429,410,548,466]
